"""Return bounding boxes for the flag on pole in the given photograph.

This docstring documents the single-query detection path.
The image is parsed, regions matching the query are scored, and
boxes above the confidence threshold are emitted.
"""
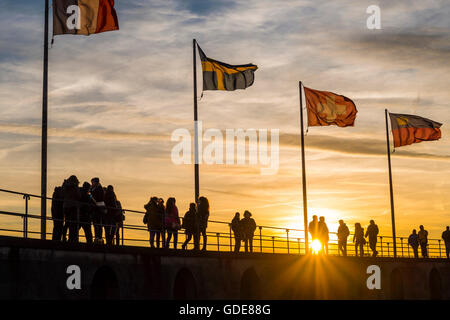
[53,0,119,36]
[197,44,258,91]
[388,113,442,148]
[303,86,357,127]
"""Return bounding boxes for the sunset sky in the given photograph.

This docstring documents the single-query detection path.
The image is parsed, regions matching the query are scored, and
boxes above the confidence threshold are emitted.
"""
[0,0,449,242]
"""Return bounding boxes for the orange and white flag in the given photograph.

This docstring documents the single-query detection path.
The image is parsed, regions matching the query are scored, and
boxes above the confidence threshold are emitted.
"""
[304,86,357,127]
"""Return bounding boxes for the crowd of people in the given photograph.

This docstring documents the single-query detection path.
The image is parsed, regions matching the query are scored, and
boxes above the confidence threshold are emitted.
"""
[50,180,450,259]
[142,196,210,250]
[51,176,124,245]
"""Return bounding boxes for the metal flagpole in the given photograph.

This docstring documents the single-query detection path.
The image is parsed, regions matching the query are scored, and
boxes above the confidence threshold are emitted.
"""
[299,81,309,253]
[385,109,397,257]
[193,39,200,204]
[41,0,49,240]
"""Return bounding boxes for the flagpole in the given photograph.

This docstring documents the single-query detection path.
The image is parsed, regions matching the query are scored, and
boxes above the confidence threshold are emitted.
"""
[41,0,49,240]
[193,39,200,204]
[385,109,397,257]
[299,81,309,253]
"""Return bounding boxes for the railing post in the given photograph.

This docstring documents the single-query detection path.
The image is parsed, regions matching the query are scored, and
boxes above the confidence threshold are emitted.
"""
[272,236,275,254]
[121,225,124,246]
[438,240,441,258]
[23,194,30,238]
[400,237,404,257]
[298,238,301,254]
[387,242,390,257]
[286,229,290,254]
[216,233,220,252]
[380,236,383,257]
[259,226,262,253]
[229,224,232,252]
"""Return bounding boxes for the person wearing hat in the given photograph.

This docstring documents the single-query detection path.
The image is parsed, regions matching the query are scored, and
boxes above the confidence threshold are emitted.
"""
[240,210,257,253]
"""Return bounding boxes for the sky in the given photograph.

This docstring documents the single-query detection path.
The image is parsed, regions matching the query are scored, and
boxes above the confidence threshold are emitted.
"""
[0,0,449,242]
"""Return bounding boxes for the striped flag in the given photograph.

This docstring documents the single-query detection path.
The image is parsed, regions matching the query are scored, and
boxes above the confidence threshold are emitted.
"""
[197,44,258,91]
[53,0,119,36]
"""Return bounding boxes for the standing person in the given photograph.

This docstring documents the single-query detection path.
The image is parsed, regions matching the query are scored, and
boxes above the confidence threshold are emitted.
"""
[115,200,125,246]
[408,229,420,258]
[182,203,199,250]
[365,220,379,257]
[337,220,350,256]
[308,215,319,253]
[51,186,64,241]
[144,197,163,248]
[78,182,93,244]
[241,210,256,253]
[442,226,450,259]
[353,223,365,257]
[62,175,81,242]
[165,197,181,249]
[318,216,329,255]
[418,225,429,258]
[198,196,210,251]
[90,177,106,244]
[104,185,118,245]
[231,212,243,253]
[157,198,166,247]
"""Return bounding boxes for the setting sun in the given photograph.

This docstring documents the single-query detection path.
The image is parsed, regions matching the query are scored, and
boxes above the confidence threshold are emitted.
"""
[311,239,322,254]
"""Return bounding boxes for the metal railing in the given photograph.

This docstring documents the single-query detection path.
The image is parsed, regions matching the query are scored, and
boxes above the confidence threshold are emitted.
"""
[0,187,448,258]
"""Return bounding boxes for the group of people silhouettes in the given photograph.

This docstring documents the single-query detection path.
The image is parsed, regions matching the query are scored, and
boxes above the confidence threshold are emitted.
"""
[50,181,450,259]
[309,215,450,259]
[231,211,257,252]
[143,196,210,250]
[51,176,124,245]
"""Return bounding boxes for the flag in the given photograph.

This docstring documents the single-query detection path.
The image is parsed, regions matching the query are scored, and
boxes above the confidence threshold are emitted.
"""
[388,113,442,148]
[304,86,357,127]
[53,0,119,36]
[197,44,258,91]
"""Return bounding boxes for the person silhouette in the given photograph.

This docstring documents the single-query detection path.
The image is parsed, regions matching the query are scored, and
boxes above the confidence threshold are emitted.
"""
[144,197,163,248]
[418,225,429,258]
[51,185,64,241]
[62,175,81,243]
[241,211,256,253]
[165,197,181,249]
[408,229,419,258]
[442,226,450,259]
[308,215,319,253]
[182,203,199,250]
[353,223,365,257]
[198,197,210,251]
[337,220,350,256]
[231,212,243,252]
[318,216,329,255]
[78,182,93,244]
[365,220,379,257]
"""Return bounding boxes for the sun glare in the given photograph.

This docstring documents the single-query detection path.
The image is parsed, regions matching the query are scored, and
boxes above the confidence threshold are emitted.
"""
[311,239,322,254]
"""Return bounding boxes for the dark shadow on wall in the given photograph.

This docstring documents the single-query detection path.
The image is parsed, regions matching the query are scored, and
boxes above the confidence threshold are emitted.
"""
[390,268,404,300]
[429,268,442,300]
[240,267,260,299]
[173,267,197,299]
[90,266,120,300]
